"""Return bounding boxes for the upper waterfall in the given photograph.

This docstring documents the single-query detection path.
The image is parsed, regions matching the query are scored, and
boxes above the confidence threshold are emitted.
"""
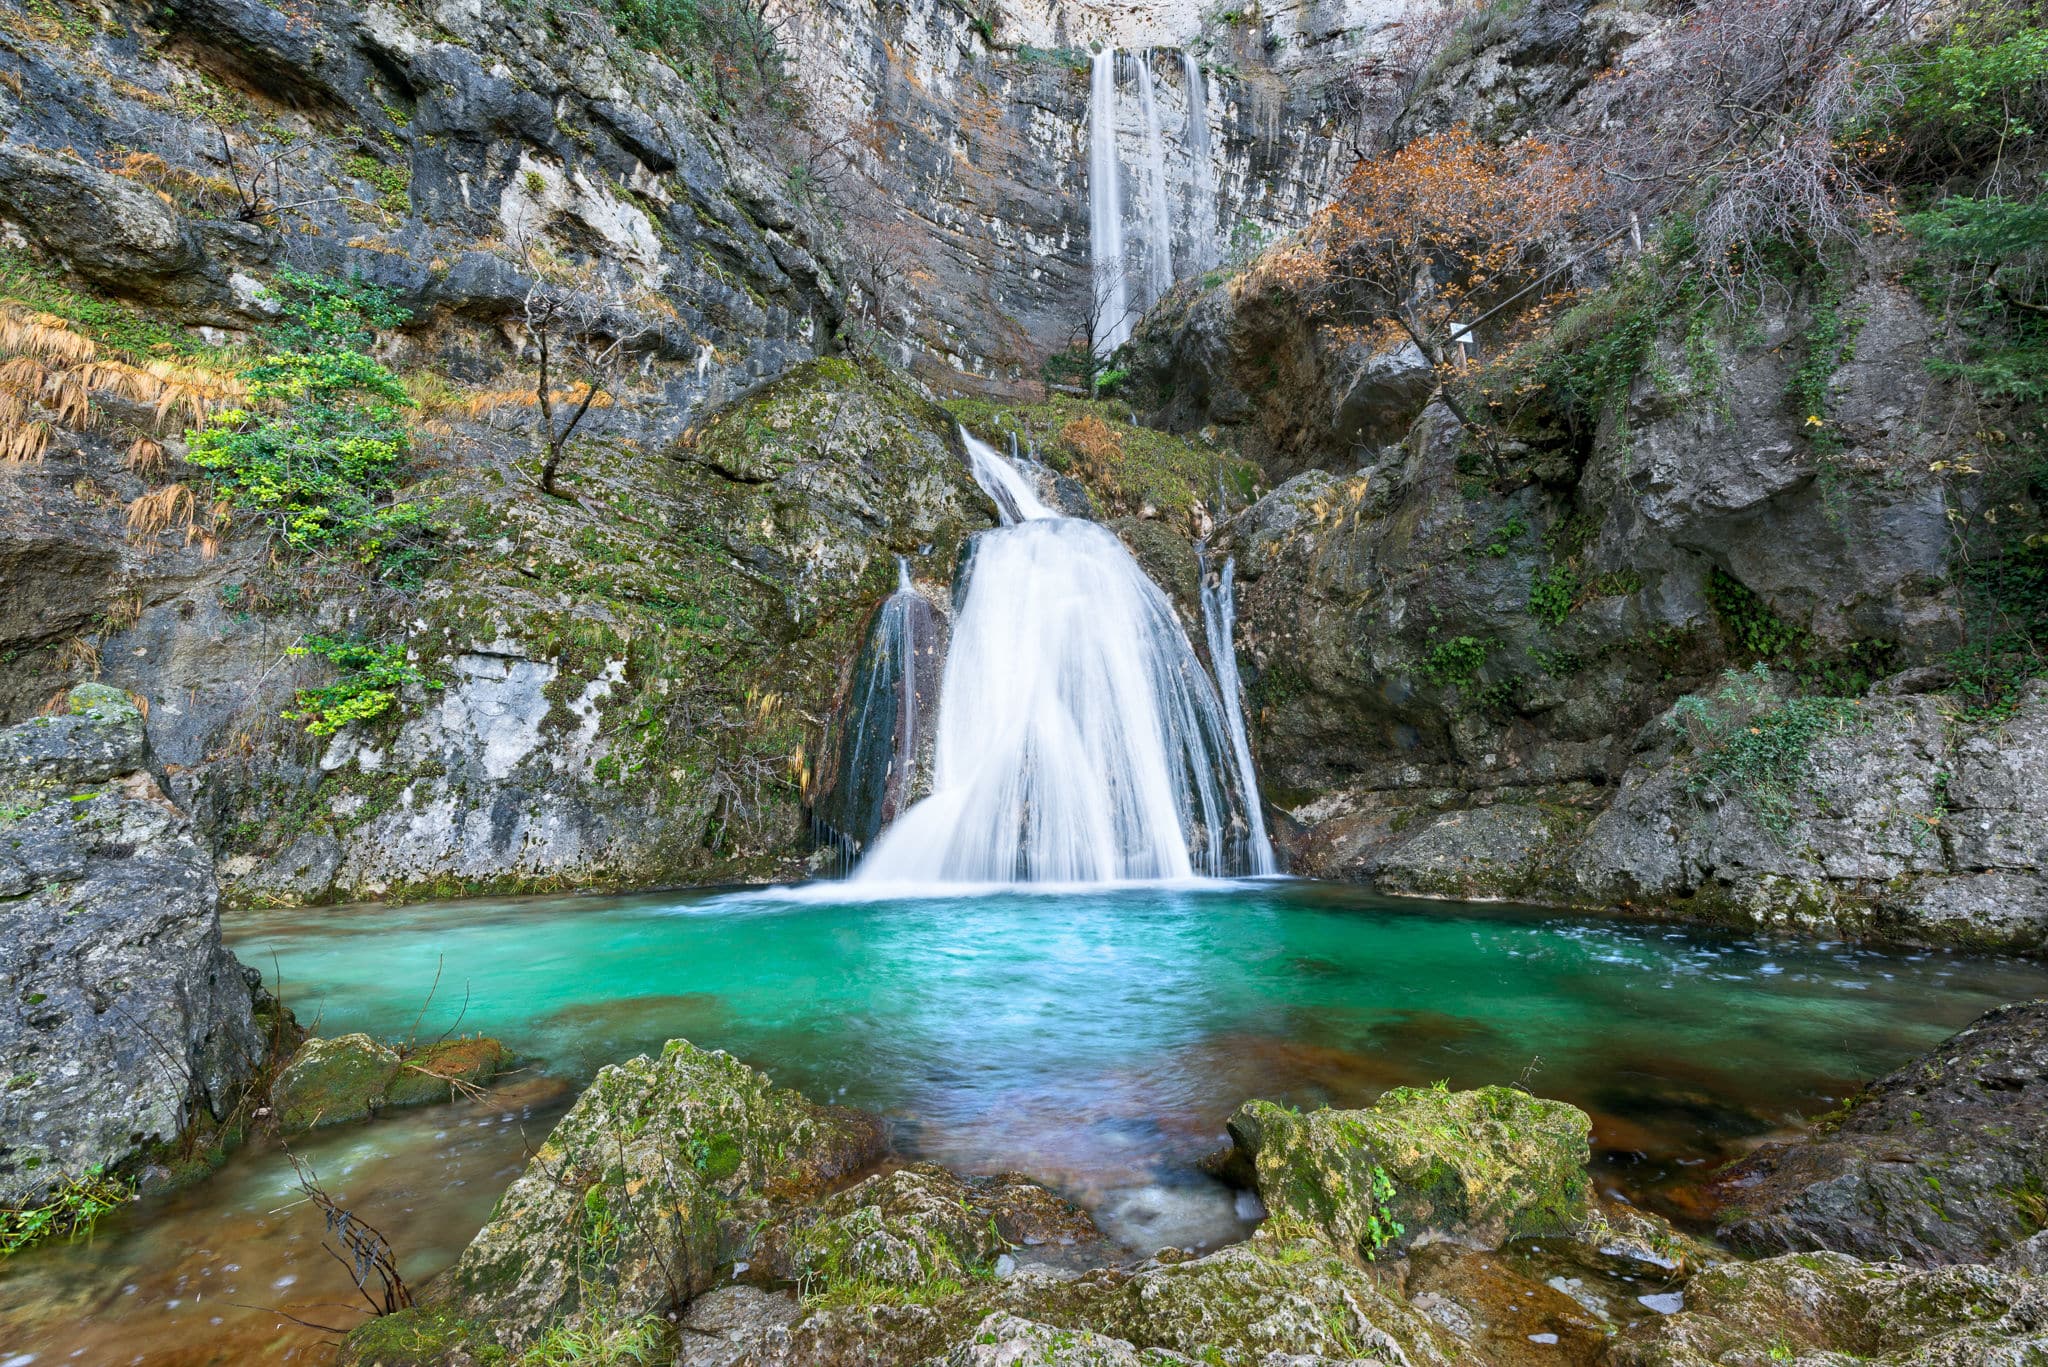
[1088,48,1132,357]
[852,431,1272,885]
[1134,50,1174,306]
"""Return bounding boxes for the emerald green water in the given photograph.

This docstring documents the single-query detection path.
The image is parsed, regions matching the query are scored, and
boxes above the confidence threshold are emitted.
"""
[3,881,2043,1363]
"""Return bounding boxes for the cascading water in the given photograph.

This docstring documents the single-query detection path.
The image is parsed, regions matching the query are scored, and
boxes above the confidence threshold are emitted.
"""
[1180,52,1220,275]
[1199,552,1276,874]
[854,431,1270,885]
[1133,50,1174,306]
[1088,47,1132,356]
[811,556,943,869]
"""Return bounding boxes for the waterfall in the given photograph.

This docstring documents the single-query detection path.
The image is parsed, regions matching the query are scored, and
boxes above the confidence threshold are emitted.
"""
[1199,553,1276,874]
[1088,48,1132,357]
[1133,50,1174,307]
[811,556,943,867]
[853,431,1267,885]
[1181,52,1220,275]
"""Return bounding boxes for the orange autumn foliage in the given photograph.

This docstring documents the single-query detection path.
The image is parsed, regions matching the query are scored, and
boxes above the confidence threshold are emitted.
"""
[1266,127,1600,372]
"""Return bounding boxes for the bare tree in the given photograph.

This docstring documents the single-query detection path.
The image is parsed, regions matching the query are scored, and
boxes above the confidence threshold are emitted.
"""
[1580,0,1915,286]
[520,276,650,498]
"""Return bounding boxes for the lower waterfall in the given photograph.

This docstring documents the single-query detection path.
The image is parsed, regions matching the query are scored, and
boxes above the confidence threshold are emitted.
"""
[854,432,1272,885]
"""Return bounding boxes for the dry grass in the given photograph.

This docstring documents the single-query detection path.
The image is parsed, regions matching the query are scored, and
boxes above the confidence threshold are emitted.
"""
[0,307,244,463]
[101,590,144,634]
[55,636,101,679]
[124,436,168,478]
[124,481,230,557]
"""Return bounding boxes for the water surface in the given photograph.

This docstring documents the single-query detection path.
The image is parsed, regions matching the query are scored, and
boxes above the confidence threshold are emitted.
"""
[3,881,2042,1364]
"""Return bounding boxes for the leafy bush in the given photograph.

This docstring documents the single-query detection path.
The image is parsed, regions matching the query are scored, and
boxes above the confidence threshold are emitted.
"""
[186,351,418,557]
[1668,664,1857,835]
[1875,4,2048,187]
[1528,564,1578,625]
[264,266,411,353]
[606,0,788,113]
[283,636,441,735]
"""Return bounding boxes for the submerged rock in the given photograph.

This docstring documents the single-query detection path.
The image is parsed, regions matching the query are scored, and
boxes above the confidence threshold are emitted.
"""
[1607,1249,2048,1366]
[1712,999,2048,1265]
[1223,1085,1594,1258]
[270,1033,509,1131]
[0,684,263,1203]
[423,1039,883,1351]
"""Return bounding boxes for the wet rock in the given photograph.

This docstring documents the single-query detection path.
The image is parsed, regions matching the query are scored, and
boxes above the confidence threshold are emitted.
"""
[427,1039,883,1351]
[1712,999,2048,1265]
[1403,1243,1609,1367]
[1225,1086,1594,1258]
[677,1285,804,1367]
[0,684,263,1203]
[917,1312,1197,1366]
[773,1163,1021,1292]
[1606,1249,2048,1366]
[271,1032,511,1130]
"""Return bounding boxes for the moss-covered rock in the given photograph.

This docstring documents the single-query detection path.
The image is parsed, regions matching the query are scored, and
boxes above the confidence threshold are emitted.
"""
[270,1032,509,1131]
[427,1038,883,1352]
[768,1162,1096,1301]
[334,1306,506,1367]
[1226,1084,1593,1258]
[1607,1249,2048,1366]
[921,1312,1197,1366]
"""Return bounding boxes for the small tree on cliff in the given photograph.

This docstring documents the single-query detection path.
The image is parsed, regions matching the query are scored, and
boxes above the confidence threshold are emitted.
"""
[520,277,650,499]
[1266,126,1601,453]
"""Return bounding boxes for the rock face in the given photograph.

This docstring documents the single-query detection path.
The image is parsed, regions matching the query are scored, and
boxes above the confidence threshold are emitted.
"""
[1224,1085,1594,1258]
[0,685,263,1202]
[438,1038,883,1350]
[1710,999,2048,1266]
[1607,1250,2048,1367]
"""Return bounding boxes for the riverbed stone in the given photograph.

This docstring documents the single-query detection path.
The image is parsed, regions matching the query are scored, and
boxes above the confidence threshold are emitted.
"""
[1606,1249,2048,1366]
[433,1038,883,1350]
[1224,1086,1594,1258]
[1711,999,2048,1265]
[271,1032,511,1130]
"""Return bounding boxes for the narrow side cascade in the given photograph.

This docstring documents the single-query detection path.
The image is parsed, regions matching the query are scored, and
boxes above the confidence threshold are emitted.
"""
[854,431,1267,885]
[1200,553,1277,874]
[1134,49,1175,307]
[1181,52,1220,275]
[812,557,944,868]
[1089,47,1132,357]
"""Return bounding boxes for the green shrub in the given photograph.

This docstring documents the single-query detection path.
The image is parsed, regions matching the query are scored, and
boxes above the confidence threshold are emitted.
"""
[283,636,441,735]
[187,351,421,558]
[1419,634,1490,688]
[263,266,411,352]
[1668,664,1857,836]
[1,1166,129,1256]
[1528,564,1577,625]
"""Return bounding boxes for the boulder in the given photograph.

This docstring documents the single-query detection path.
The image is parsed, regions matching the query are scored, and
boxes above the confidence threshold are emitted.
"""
[428,1038,883,1350]
[918,1313,1196,1366]
[0,685,263,1203]
[1224,1085,1593,1258]
[1607,1249,2048,1366]
[766,1162,1099,1294]
[270,1032,509,1130]
[1712,999,2048,1265]
[0,145,201,293]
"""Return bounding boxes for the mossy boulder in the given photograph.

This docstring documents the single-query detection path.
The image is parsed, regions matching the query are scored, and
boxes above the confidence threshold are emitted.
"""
[430,1038,883,1352]
[770,1163,1094,1298]
[1607,1249,2048,1366]
[1225,1084,1593,1258]
[922,1312,1197,1366]
[271,1033,509,1131]
[334,1306,506,1367]
[271,1033,403,1130]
